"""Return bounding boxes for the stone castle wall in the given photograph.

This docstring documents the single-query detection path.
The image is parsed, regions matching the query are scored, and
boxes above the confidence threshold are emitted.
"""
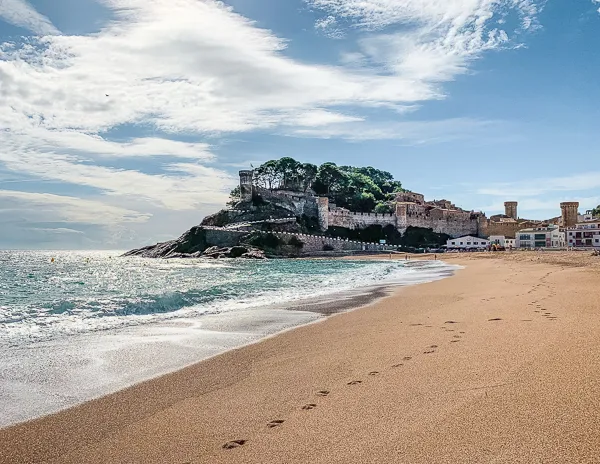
[203,227,379,254]
[329,209,397,230]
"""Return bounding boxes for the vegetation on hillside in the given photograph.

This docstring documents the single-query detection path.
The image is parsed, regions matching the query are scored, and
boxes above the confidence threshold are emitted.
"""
[593,205,600,217]
[232,157,404,213]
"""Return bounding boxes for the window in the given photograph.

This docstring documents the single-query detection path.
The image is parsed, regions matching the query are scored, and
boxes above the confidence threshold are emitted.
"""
[596,239,599,243]
[460,242,463,245]
[534,234,546,240]
[451,242,456,245]
[474,242,478,245]
[467,242,472,245]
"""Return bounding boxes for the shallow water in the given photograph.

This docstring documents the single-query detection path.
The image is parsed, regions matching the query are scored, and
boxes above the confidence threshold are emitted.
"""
[0,251,459,426]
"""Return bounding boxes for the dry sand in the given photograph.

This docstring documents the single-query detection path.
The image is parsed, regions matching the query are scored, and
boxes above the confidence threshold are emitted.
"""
[2,252,600,463]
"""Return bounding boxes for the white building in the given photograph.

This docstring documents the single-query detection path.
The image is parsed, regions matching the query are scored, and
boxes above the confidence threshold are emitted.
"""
[489,235,517,249]
[516,225,565,249]
[566,218,600,249]
[446,235,490,250]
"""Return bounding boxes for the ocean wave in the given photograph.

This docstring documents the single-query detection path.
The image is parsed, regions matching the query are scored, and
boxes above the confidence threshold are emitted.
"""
[0,252,459,345]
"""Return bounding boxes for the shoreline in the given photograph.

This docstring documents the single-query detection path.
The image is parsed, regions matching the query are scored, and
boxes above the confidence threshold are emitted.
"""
[3,253,600,463]
[0,257,456,429]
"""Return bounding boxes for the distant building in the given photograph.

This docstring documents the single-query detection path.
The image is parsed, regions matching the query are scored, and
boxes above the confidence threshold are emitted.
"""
[446,235,490,250]
[489,235,516,249]
[516,225,565,249]
[566,215,600,249]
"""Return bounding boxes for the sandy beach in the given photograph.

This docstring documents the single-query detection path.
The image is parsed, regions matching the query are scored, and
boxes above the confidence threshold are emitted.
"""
[2,252,600,463]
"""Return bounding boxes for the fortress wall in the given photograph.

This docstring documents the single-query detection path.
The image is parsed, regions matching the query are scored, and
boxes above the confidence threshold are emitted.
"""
[397,217,478,238]
[329,210,396,229]
[202,227,375,254]
[273,232,379,253]
[204,229,247,247]
[484,220,542,239]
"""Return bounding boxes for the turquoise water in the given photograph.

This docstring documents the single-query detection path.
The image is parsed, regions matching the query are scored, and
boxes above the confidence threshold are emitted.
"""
[0,251,459,425]
[0,251,455,346]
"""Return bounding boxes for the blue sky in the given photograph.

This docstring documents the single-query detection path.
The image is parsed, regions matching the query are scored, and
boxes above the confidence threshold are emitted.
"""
[0,0,599,249]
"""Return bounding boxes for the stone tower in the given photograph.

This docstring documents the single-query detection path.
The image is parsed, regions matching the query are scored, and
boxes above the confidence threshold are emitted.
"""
[239,170,254,201]
[560,202,579,228]
[317,197,329,231]
[504,201,518,220]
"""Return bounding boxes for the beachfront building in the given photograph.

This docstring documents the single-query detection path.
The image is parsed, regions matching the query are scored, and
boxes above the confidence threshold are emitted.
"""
[516,225,565,249]
[565,216,600,249]
[489,235,517,249]
[446,235,490,250]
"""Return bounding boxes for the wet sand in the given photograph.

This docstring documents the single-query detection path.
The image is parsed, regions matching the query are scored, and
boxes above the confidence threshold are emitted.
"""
[2,253,600,463]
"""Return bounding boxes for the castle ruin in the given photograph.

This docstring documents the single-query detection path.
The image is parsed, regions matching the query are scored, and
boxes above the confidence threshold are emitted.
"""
[236,171,581,240]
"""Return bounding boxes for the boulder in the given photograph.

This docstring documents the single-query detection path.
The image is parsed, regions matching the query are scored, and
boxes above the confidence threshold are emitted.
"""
[241,249,266,259]
[228,246,249,258]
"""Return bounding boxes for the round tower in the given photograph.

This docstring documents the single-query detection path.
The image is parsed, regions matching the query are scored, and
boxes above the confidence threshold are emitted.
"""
[560,202,579,228]
[239,170,254,201]
[504,201,518,220]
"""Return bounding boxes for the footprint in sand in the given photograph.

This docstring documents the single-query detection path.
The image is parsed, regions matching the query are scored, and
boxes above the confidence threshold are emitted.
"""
[445,321,459,324]
[392,363,403,368]
[403,356,412,361]
[302,404,317,410]
[368,371,379,376]
[488,318,502,321]
[424,350,436,354]
[316,390,330,397]
[459,331,466,334]
[453,335,461,339]
[223,440,246,450]
[429,345,438,348]
[267,420,285,428]
[521,319,533,322]
[410,323,424,327]
[347,380,362,385]
[450,340,460,343]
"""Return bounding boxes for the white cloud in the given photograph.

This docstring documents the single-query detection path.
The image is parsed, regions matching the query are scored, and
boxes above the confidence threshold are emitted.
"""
[289,117,495,142]
[0,190,149,224]
[307,0,543,86]
[0,0,59,35]
[0,150,234,210]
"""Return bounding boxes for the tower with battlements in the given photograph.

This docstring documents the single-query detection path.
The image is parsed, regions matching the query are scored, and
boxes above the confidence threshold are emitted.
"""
[504,201,518,220]
[239,170,254,201]
[560,202,579,228]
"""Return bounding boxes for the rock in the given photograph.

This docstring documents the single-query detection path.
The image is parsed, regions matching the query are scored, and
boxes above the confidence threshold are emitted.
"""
[241,249,266,259]
[228,246,249,258]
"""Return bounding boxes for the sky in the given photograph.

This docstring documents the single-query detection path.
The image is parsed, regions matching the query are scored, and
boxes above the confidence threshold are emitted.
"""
[0,0,599,249]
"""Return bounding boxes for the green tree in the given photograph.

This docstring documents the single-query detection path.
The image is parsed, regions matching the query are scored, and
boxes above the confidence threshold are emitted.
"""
[227,186,241,206]
[593,205,600,217]
[277,157,302,189]
[298,163,318,191]
[374,202,394,214]
[313,163,348,195]
[254,160,282,190]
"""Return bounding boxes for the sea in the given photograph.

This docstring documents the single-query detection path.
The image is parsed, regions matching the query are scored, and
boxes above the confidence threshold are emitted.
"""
[0,250,459,426]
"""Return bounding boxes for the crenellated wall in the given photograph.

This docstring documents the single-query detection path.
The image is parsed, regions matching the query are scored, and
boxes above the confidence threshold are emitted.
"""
[329,209,397,229]
[202,227,381,254]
